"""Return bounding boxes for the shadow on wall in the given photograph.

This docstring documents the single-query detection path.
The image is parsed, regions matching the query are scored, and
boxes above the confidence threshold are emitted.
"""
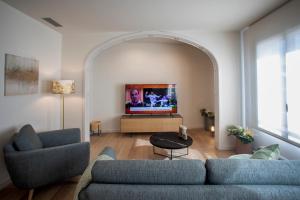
[118,83,125,113]
[40,80,53,94]
[0,127,18,185]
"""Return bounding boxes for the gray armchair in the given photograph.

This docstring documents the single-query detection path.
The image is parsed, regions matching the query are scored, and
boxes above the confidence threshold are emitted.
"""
[3,124,90,200]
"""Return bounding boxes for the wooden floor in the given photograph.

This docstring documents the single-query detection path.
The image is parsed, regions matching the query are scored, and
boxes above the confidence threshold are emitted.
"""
[0,129,234,200]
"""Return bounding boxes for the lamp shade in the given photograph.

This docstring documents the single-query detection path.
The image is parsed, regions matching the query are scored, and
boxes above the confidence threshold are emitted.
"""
[52,80,75,94]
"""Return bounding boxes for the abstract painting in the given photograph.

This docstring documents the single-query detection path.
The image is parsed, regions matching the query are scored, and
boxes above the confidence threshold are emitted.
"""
[4,54,39,96]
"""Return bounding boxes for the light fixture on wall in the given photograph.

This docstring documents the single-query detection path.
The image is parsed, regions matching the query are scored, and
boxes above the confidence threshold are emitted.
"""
[52,80,75,129]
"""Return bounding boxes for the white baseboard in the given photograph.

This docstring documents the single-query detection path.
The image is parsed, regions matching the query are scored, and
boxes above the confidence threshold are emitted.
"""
[101,129,120,133]
[187,127,204,131]
[217,144,235,151]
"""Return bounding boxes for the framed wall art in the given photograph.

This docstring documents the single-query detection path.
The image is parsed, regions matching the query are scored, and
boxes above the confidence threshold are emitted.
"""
[4,54,39,96]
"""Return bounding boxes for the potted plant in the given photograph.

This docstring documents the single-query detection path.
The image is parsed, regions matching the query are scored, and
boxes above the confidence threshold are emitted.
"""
[200,109,215,131]
[227,125,254,154]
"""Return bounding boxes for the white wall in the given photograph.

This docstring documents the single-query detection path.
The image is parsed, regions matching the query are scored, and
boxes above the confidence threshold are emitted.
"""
[62,31,241,150]
[243,0,300,159]
[0,1,62,188]
[90,40,214,132]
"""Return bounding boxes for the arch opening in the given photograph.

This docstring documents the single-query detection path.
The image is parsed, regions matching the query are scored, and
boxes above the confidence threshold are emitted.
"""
[83,31,220,149]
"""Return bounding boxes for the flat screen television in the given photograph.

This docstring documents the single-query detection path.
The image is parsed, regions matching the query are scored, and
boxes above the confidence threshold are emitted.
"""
[125,84,177,114]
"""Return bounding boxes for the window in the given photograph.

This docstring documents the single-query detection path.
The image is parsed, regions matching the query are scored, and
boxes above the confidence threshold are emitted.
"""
[256,28,300,144]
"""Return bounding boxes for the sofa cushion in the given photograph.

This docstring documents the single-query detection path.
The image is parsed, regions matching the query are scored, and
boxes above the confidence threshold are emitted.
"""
[13,124,43,151]
[206,159,300,185]
[92,160,206,185]
[80,184,300,200]
[250,144,280,160]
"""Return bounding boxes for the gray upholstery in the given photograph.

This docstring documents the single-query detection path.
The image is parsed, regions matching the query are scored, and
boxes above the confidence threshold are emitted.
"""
[13,124,43,151]
[92,160,205,185]
[4,127,90,189]
[38,128,81,147]
[80,184,300,200]
[78,147,300,200]
[99,146,116,159]
[3,144,17,153]
[206,159,300,185]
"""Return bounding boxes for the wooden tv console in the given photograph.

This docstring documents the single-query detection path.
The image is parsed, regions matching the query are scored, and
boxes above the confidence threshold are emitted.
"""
[120,114,183,133]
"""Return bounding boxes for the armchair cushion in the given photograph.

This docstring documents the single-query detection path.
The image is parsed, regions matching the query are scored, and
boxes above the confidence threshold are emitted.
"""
[38,128,81,148]
[13,124,43,151]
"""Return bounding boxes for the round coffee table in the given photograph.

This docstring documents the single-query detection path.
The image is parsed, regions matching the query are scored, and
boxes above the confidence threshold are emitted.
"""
[150,132,193,160]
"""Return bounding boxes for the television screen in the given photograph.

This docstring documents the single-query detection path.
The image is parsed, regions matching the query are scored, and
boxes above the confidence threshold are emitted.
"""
[125,84,177,114]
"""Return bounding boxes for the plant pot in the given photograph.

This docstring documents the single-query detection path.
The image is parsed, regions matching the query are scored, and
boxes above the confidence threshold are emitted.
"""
[204,116,214,131]
[235,140,252,154]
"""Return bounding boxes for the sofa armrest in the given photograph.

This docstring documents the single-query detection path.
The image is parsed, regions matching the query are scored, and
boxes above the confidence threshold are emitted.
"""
[4,142,90,189]
[38,128,81,147]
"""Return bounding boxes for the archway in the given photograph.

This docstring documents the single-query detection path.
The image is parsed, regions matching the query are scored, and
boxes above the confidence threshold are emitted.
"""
[83,31,220,149]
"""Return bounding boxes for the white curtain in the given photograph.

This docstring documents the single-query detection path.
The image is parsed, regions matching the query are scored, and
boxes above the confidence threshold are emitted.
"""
[256,27,300,142]
[286,28,300,141]
[256,36,285,134]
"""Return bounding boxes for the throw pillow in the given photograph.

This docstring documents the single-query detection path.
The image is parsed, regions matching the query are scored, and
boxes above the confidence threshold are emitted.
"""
[228,154,252,159]
[13,124,43,151]
[250,144,280,160]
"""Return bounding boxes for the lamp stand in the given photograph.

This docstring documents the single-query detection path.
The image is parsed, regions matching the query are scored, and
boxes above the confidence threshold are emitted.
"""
[62,94,65,129]
[52,80,75,129]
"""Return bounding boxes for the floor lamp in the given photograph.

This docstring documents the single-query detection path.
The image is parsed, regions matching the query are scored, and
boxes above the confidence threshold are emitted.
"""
[52,80,75,129]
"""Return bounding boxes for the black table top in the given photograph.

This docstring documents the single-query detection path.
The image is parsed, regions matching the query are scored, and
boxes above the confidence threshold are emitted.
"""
[150,132,193,150]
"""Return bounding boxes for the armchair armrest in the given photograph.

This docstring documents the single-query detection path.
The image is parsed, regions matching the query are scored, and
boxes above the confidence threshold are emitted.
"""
[38,128,81,147]
[4,142,90,189]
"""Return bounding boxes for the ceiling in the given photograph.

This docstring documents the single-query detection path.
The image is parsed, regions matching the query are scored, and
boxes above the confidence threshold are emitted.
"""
[2,0,289,34]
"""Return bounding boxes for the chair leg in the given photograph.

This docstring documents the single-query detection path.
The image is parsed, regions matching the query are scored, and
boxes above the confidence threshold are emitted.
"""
[28,189,34,200]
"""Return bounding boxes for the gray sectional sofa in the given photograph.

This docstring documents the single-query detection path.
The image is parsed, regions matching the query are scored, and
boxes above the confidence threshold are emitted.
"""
[78,148,300,200]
